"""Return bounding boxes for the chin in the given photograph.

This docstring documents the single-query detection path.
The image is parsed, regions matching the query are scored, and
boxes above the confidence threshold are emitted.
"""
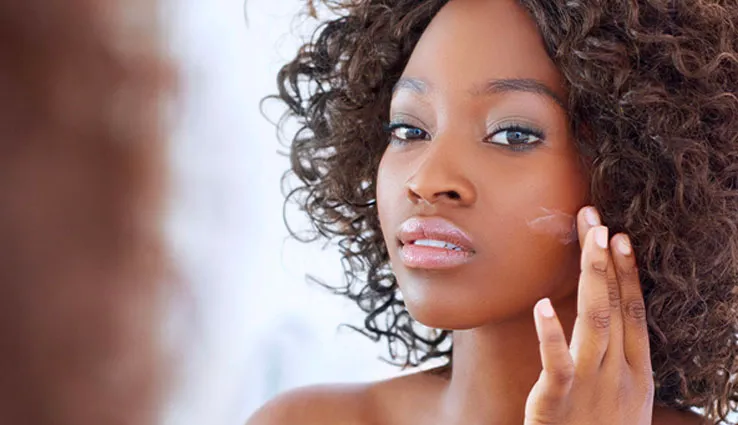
[400,287,519,330]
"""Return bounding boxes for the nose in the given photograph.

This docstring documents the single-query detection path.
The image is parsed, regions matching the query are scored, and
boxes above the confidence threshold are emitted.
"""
[405,139,477,207]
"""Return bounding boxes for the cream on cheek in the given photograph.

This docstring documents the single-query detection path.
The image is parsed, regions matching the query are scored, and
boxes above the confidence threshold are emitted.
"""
[526,207,578,245]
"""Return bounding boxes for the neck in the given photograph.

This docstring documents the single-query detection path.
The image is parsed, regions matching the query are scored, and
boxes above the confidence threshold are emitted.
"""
[439,294,578,425]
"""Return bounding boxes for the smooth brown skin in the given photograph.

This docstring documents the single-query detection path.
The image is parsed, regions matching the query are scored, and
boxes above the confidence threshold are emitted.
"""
[248,0,704,424]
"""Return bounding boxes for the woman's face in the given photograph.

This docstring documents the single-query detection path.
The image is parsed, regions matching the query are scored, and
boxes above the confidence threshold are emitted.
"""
[377,0,589,330]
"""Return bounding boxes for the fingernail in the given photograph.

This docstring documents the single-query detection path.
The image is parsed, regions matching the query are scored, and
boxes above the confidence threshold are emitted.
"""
[595,226,609,249]
[585,207,600,226]
[617,235,632,256]
[538,298,555,318]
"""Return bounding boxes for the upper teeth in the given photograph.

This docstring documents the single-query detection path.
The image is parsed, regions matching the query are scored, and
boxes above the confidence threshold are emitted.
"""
[412,239,463,251]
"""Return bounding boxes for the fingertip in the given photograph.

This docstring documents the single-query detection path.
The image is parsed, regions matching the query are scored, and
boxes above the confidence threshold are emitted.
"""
[534,299,567,349]
[613,233,632,256]
[533,299,554,345]
[537,297,555,319]
[594,226,609,250]
[584,206,600,227]
[612,234,639,280]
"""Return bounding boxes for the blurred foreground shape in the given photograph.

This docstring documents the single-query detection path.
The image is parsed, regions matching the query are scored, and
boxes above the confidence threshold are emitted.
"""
[0,1,173,424]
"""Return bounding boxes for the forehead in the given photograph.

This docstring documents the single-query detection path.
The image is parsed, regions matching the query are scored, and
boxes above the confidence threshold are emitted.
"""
[400,0,566,102]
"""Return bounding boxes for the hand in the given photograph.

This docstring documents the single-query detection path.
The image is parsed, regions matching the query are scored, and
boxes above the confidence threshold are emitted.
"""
[524,206,654,425]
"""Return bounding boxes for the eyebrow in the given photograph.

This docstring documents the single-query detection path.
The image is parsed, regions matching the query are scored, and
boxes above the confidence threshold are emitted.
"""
[392,77,428,94]
[392,77,566,109]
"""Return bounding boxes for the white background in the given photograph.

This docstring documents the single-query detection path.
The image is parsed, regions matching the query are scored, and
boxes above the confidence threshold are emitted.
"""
[164,1,398,424]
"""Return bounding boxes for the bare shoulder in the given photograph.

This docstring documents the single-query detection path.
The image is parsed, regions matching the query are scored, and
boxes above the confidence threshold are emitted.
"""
[653,405,706,425]
[245,383,373,425]
[245,369,447,425]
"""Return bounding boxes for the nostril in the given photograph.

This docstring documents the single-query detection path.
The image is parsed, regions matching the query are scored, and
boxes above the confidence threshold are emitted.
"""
[446,191,461,200]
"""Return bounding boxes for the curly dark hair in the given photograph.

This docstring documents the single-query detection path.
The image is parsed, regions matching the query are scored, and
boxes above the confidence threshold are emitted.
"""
[270,0,738,422]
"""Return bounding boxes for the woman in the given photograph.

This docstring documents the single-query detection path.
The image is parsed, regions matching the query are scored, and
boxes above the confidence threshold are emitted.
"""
[250,0,738,423]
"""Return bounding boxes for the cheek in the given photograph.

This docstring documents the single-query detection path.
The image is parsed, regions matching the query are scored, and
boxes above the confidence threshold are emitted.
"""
[441,159,587,322]
[496,159,587,257]
[376,155,401,257]
[522,176,588,246]
[492,160,587,288]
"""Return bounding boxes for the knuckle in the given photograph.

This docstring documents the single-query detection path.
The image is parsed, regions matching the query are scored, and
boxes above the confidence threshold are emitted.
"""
[587,307,611,330]
[617,262,639,280]
[542,329,567,346]
[548,363,575,386]
[589,260,608,278]
[623,299,647,322]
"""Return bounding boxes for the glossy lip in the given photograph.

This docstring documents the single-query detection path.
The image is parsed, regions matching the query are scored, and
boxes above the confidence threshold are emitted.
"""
[397,216,476,251]
[396,216,476,269]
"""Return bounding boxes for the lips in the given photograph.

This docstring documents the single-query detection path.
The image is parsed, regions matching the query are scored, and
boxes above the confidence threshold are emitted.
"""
[397,217,475,269]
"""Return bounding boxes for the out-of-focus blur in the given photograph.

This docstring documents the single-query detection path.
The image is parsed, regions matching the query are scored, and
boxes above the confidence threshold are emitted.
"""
[0,0,403,424]
[167,0,399,423]
[0,1,171,425]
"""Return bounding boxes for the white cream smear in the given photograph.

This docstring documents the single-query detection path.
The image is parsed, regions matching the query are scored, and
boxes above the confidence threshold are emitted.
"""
[526,207,578,245]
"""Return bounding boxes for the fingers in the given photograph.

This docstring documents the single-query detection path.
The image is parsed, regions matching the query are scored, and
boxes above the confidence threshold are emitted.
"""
[574,206,650,373]
[569,224,612,369]
[577,207,626,358]
[533,298,574,402]
[610,233,651,369]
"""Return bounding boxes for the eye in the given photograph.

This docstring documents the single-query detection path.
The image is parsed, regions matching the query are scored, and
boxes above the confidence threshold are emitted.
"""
[384,123,430,144]
[486,124,544,151]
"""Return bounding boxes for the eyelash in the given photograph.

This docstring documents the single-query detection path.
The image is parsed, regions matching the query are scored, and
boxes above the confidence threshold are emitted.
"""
[383,122,430,144]
[382,122,546,152]
[485,123,545,152]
